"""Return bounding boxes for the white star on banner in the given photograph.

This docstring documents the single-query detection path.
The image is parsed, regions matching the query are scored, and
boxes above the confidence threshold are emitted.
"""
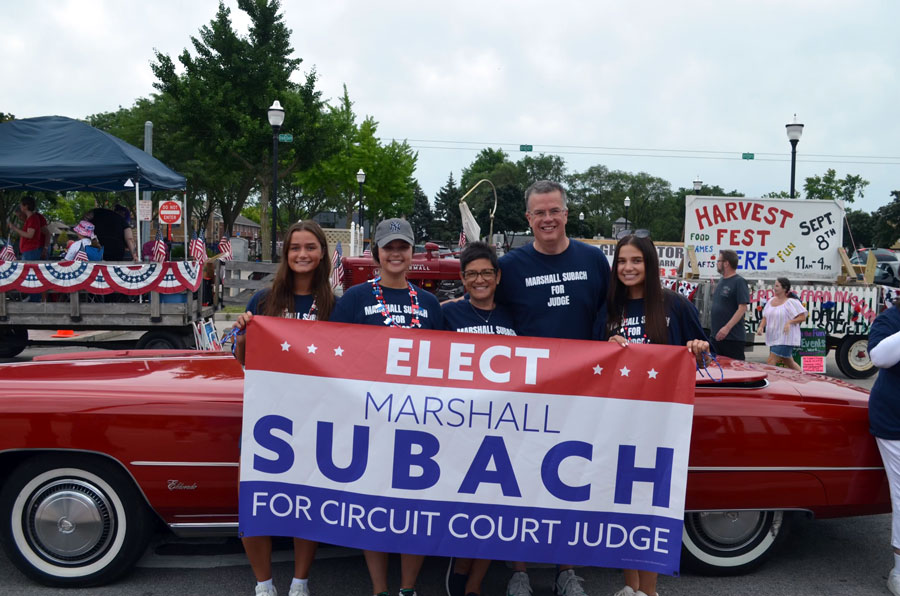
[593,365,603,375]
[648,368,658,379]
[280,341,291,352]
[619,366,630,377]
[334,346,344,356]
[307,344,318,354]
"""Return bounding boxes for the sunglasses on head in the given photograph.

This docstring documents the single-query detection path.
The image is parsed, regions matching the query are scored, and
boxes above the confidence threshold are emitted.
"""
[615,229,651,240]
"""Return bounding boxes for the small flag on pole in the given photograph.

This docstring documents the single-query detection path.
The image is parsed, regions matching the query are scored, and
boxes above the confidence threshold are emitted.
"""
[189,230,208,264]
[0,238,16,262]
[73,246,89,262]
[331,241,344,289]
[458,230,467,248]
[218,236,233,261]
[152,230,168,263]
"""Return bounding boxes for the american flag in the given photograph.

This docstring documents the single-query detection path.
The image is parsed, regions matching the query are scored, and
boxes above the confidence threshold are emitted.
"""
[218,236,233,261]
[189,230,208,264]
[152,231,168,263]
[0,239,15,262]
[73,244,89,262]
[331,241,344,289]
[458,230,467,248]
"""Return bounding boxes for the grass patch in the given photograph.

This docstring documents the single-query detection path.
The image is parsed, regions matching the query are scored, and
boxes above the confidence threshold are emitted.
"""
[221,305,246,314]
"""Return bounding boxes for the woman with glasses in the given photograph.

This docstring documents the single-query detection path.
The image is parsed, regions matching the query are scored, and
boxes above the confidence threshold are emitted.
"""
[331,218,443,596]
[441,241,516,596]
[605,230,710,596]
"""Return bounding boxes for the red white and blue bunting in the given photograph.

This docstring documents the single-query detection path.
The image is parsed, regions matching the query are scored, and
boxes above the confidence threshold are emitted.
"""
[0,260,202,295]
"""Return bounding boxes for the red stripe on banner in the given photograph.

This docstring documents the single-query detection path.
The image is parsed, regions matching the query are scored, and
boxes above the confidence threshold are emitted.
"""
[244,317,697,404]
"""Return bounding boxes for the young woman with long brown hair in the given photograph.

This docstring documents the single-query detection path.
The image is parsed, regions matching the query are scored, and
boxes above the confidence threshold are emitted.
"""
[605,231,710,596]
[232,220,335,596]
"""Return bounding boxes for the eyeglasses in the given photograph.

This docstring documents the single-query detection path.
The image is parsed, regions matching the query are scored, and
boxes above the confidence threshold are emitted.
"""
[462,268,497,281]
[528,208,566,218]
[615,229,651,240]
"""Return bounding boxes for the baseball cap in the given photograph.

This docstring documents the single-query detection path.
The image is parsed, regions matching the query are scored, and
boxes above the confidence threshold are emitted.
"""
[374,218,414,248]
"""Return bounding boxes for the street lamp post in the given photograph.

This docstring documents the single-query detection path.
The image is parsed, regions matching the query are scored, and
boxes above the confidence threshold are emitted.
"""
[693,176,703,194]
[785,114,804,199]
[268,100,285,262]
[578,210,585,238]
[624,196,631,230]
[356,169,366,242]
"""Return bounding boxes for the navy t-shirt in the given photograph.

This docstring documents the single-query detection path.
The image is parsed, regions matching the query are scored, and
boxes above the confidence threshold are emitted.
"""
[495,239,610,339]
[869,306,900,439]
[608,292,709,346]
[331,281,443,329]
[246,288,317,320]
[442,297,517,336]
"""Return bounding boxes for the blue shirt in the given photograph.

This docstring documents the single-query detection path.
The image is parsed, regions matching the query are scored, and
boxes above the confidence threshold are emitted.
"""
[246,289,317,320]
[869,306,900,439]
[331,281,443,329]
[442,297,517,336]
[608,292,709,346]
[495,239,610,339]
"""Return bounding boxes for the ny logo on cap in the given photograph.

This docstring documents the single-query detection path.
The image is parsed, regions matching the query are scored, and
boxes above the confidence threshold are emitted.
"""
[390,221,402,232]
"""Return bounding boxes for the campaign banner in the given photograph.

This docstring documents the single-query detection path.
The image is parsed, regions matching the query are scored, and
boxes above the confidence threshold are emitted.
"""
[684,196,844,281]
[239,317,697,575]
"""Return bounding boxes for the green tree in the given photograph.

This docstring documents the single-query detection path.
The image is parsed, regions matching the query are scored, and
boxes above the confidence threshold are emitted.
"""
[407,183,433,241]
[151,0,339,259]
[872,190,900,248]
[844,208,874,250]
[803,169,869,203]
[432,173,461,241]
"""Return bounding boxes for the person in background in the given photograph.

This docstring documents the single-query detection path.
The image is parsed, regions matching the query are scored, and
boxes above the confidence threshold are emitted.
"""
[231,220,335,596]
[7,195,47,260]
[869,297,900,596]
[755,277,807,370]
[87,204,136,262]
[710,249,749,360]
[442,240,515,596]
[64,220,100,261]
[331,217,443,596]
[113,204,137,260]
[605,230,710,596]
[493,180,610,596]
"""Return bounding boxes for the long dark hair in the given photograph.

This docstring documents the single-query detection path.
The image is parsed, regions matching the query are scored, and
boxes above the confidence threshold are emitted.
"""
[606,234,672,344]
[260,220,335,321]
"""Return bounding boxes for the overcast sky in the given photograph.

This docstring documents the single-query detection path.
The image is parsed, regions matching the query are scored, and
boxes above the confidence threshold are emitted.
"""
[3,0,898,216]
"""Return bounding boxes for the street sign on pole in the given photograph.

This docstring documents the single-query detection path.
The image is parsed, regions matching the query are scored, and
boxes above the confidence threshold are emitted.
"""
[138,199,153,222]
[278,133,293,143]
[742,152,755,160]
[519,144,533,152]
[158,200,183,225]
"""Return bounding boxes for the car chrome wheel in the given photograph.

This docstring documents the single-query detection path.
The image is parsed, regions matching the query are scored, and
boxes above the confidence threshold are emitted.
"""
[0,455,152,587]
[682,510,788,575]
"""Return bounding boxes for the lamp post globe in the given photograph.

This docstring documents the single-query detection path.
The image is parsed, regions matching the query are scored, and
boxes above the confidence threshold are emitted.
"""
[268,100,285,261]
[785,114,804,199]
[693,176,703,193]
[356,169,366,243]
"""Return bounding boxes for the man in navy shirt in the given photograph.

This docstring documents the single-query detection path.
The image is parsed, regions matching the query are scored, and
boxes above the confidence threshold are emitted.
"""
[494,180,608,596]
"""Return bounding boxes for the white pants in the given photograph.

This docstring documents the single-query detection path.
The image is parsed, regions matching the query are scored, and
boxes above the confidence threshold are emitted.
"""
[877,437,900,549]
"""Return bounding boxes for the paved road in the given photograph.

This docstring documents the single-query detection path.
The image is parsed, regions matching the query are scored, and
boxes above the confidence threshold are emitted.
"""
[0,341,885,595]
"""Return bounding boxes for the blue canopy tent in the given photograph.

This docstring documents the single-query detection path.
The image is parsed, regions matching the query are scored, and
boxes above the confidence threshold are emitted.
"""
[0,115,187,251]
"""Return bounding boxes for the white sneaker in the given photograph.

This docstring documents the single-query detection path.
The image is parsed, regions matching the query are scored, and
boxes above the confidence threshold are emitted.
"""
[255,584,277,596]
[289,583,310,596]
[507,571,533,596]
[889,569,900,596]
[553,569,588,596]
[612,588,635,596]
[635,591,658,596]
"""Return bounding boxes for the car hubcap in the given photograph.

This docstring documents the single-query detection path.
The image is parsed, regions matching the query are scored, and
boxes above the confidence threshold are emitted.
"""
[688,511,768,551]
[848,340,871,371]
[25,479,114,564]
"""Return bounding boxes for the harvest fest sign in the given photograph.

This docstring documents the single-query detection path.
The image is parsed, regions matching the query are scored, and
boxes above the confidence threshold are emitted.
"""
[684,196,844,281]
[240,317,697,575]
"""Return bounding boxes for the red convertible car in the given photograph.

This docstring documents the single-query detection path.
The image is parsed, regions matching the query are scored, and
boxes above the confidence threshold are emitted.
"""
[0,350,889,587]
